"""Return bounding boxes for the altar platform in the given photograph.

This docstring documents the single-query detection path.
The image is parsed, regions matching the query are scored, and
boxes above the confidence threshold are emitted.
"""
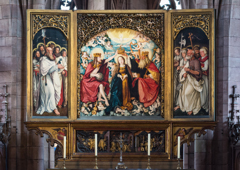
[46,168,194,170]
[52,160,189,170]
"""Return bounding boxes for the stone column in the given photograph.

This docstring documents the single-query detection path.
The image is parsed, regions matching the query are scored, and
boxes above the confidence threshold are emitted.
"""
[194,134,207,170]
[32,0,45,9]
[228,1,240,169]
[182,142,194,169]
[183,143,188,169]
[0,0,54,170]
[88,0,105,10]
[129,0,147,9]
[27,131,46,170]
[0,0,25,169]
[188,142,194,169]
[49,145,55,168]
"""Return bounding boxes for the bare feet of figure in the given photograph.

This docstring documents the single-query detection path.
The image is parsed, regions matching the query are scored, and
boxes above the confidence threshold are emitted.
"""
[174,106,180,111]
[54,109,60,115]
[187,111,193,115]
[63,101,67,107]
[105,100,109,106]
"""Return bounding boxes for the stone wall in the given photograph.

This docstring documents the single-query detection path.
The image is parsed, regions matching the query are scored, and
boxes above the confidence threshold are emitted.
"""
[180,0,240,169]
[0,0,55,170]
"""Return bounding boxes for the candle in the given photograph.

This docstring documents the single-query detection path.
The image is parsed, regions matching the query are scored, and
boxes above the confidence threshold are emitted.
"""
[95,134,97,156]
[148,133,150,156]
[177,136,180,159]
[63,136,66,159]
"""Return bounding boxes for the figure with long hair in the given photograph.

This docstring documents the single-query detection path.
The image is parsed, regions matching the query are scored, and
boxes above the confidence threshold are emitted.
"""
[80,51,117,106]
[105,56,133,115]
[129,44,160,107]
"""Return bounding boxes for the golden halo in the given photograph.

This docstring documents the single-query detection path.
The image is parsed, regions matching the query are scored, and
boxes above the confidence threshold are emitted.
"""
[33,48,37,53]
[114,54,127,64]
[32,48,40,56]
[36,42,44,49]
[55,44,61,50]
[46,41,56,47]
[61,47,67,53]
[32,42,45,54]
[91,48,104,59]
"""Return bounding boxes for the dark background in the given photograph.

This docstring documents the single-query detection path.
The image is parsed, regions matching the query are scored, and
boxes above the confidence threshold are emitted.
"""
[174,27,209,52]
[33,27,68,52]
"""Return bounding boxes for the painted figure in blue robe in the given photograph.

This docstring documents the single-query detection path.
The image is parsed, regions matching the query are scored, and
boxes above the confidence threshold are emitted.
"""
[152,53,161,70]
[105,55,133,115]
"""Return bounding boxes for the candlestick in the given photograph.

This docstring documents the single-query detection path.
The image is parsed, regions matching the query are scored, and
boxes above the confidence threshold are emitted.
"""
[93,155,98,169]
[146,156,151,169]
[148,133,150,156]
[63,136,66,159]
[177,136,180,159]
[95,134,97,156]
[62,158,66,169]
[176,158,181,169]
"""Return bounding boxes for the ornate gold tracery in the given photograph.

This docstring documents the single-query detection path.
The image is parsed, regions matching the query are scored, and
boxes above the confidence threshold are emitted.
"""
[172,14,211,39]
[32,14,69,39]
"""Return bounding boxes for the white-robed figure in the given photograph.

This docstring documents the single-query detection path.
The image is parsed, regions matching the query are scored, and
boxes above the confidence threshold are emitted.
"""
[175,49,187,106]
[35,47,64,115]
[199,47,209,112]
[175,49,204,115]
[173,48,182,105]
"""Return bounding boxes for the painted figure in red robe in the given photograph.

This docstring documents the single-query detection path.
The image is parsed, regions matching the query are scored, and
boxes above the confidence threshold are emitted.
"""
[80,52,117,106]
[129,51,160,107]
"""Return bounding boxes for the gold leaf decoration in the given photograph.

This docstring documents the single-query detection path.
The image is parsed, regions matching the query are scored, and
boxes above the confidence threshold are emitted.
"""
[77,13,165,118]
[32,14,69,39]
[172,14,210,39]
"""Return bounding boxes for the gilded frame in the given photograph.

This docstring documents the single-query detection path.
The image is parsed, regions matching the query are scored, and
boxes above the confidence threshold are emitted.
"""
[76,10,167,121]
[27,9,215,122]
[27,10,77,121]
[166,9,215,121]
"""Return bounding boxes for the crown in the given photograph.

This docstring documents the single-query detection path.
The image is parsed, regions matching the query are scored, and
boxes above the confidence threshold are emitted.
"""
[117,46,125,54]
[142,51,149,56]
[93,53,101,57]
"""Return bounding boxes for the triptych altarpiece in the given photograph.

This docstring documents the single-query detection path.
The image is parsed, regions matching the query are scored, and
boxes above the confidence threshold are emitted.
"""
[26,10,216,160]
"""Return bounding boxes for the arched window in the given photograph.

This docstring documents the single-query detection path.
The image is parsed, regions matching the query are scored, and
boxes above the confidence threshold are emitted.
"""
[60,0,77,10]
[160,0,181,10]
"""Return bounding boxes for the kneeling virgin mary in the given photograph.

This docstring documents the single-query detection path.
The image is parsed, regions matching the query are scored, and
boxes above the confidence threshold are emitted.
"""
[105,54,133,115]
